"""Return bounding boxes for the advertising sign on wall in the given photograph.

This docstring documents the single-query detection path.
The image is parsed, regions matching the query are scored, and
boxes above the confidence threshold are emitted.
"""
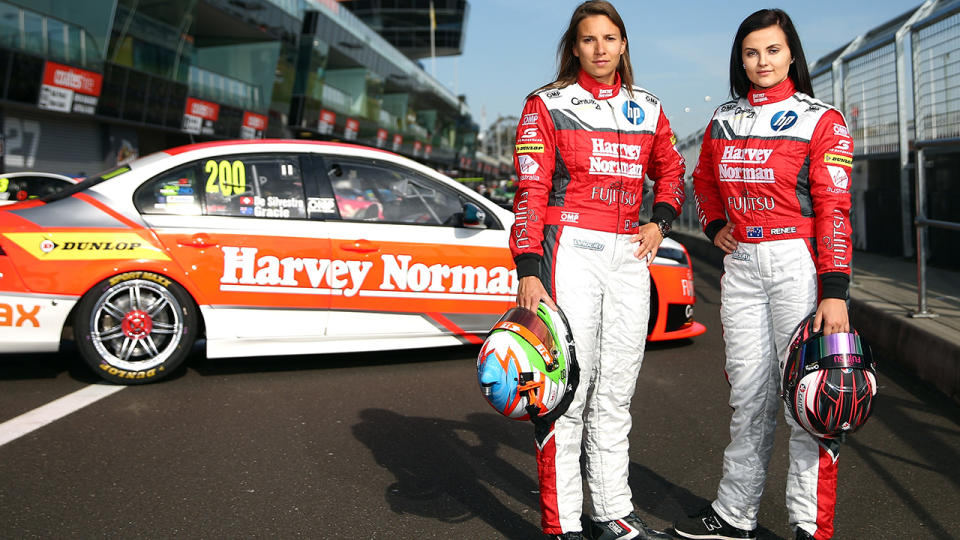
[240,111,268,139]
[344,118,359,141]
[37,61,102,115]
[318,109,336,135]
[182,97,220,135]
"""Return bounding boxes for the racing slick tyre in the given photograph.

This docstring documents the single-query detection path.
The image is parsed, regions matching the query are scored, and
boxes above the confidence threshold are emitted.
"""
[75,272,199,384]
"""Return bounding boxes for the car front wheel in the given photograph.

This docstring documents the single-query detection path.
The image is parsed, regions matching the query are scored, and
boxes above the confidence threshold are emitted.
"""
[75,272,198,384]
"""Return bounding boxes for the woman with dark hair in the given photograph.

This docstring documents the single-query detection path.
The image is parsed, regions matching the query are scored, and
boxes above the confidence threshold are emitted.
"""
[509,1,685,539]
[673,9,853,540]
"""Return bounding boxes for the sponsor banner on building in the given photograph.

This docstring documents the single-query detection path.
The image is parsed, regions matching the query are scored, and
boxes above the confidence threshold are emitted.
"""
[344,118,359,140]
[318,109,336,135]
[37,61,102,115]
[413,140,423,157]
[182,97,220,135]
[240,111,268,139]
[392,133,403,152]
[424,144,432,159]
[376,128,388,148]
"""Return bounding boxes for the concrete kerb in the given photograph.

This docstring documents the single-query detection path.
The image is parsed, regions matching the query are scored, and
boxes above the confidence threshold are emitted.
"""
[673,228,960,405]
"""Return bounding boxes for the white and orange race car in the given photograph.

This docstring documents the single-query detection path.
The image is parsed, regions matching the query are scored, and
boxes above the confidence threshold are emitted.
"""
[0,140,704,384]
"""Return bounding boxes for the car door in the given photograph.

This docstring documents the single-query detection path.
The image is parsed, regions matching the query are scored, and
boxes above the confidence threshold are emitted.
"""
[314,155,516,346]
[137,153,334,357]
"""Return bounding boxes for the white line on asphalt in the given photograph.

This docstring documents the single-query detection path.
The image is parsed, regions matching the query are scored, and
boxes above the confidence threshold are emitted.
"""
[0,384,126,447]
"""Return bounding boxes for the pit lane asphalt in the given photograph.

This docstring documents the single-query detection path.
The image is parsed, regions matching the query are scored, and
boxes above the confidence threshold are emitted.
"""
[1,253,958,539]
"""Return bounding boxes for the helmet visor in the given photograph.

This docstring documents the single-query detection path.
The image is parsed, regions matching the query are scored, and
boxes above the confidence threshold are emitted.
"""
[798,332,874,372]
[493,307,559,371]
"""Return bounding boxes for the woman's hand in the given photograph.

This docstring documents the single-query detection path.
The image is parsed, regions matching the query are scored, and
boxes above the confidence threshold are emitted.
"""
[517,276,557,312]
[714,222,738,254]
[631,222,664,265]
[814,298,849,335]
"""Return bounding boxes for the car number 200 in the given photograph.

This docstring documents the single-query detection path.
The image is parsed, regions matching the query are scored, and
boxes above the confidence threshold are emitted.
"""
[205,160,246,196]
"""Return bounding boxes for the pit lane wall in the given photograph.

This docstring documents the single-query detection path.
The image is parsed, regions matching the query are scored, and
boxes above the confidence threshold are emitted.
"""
[673,227,960,405]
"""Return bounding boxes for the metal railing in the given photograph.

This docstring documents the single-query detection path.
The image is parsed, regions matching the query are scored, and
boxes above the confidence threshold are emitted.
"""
[911,137,960,317]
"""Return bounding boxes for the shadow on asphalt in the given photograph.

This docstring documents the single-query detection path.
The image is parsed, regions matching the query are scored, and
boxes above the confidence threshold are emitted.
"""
[352,408,544,539]
[0,341,99,383]
[628,462,785,540]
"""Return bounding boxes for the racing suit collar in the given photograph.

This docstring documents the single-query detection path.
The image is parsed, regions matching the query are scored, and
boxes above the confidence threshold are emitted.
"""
[577,69,621,100]
[747,77,795,106]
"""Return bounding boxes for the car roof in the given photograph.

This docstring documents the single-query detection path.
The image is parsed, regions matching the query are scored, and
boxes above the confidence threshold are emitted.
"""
[161,139,397,158]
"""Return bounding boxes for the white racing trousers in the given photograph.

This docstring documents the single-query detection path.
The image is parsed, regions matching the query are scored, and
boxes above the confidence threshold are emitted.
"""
[713,238,839,540]
[534,225,651,534]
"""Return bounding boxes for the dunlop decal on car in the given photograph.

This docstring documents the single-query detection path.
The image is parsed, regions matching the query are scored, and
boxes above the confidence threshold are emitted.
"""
[3,232,170,261]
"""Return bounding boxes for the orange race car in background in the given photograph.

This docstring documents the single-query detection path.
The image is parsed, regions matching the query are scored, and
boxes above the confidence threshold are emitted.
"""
[0,140,704,384]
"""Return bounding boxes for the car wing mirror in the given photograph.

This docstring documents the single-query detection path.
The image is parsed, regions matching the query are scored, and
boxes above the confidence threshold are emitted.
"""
[462,201,486,229]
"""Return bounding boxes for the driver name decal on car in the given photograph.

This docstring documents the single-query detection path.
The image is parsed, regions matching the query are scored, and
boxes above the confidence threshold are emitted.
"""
[4,232,170,261]
[218,246,517,298]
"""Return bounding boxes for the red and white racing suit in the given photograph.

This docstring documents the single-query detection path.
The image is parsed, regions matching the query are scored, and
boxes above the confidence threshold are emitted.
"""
[510,70,685,534]
[693,77,853,540]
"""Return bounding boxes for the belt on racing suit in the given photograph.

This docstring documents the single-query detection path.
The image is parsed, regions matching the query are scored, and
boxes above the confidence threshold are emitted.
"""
[545,206,641,234]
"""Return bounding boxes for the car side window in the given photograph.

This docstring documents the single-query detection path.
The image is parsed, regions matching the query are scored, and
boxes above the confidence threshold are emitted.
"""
[328,160,463,226]
[135,165,202,215]
[203,155,306,219]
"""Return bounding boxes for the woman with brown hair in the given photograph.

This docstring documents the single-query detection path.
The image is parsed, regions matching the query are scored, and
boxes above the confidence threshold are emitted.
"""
[509,1,686,538]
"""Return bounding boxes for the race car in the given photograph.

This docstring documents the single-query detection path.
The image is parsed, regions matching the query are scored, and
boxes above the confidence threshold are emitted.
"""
[0,140,704,384]
[0,172,78,205]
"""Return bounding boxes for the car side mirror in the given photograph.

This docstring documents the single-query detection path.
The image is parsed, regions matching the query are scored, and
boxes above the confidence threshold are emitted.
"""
[462,202,486,229]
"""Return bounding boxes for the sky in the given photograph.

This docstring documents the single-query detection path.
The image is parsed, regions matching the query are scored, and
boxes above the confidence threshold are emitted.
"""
[431,0,921,139]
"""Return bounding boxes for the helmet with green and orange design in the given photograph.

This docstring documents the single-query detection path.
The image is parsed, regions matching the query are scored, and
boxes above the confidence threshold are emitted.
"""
[477,302,579,422]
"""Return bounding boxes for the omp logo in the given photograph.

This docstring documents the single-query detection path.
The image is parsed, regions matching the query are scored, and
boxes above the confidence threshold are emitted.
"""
[598,88,613,98]
[592,138,642,160]
[721,146,773,164]
[219,247,517,297]
[3,232,170,261]
[0,303,40,327]
[718,164,775,183]
[560,211,579,223]
[771,110,798,131]
[622,101,645,124]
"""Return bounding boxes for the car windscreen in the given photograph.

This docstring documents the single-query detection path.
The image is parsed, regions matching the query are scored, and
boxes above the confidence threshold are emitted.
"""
[39,164,132,203]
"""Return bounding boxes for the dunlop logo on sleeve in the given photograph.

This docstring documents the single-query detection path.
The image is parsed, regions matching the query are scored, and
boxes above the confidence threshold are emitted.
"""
[824,153,853,166]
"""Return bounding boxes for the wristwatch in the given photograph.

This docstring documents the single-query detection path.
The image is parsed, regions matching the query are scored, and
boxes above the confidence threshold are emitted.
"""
[653,218,671,238]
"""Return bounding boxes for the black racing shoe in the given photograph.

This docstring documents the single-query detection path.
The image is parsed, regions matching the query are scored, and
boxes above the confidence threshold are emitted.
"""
[673,506,756,539]
[587,511,672,540]
[547,533,585,540]
[795,528,815,540]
